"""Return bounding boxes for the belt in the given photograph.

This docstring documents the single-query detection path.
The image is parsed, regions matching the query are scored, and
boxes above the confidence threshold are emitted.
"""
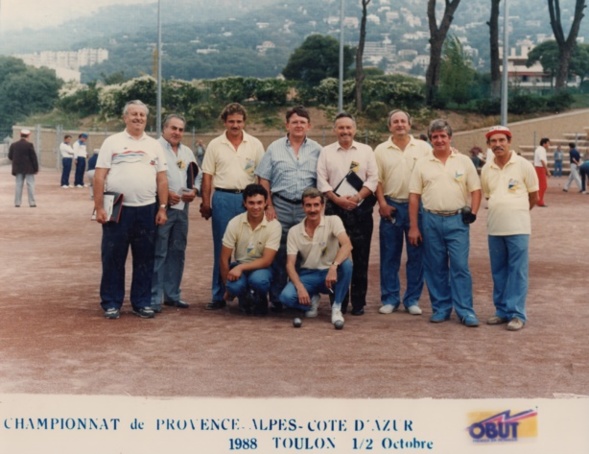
[424,208,462,217]
[215,187,243,194]
[273,193,302,204]
[385,196,408,204]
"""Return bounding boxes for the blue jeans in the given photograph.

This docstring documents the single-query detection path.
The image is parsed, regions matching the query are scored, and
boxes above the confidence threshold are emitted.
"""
[14,173,36,206]
[151,206,189,309]
[61,158,73,186]
[580,162,589,192]
[74,157,86,186]
[279,259,353,312]
[554,160,563,177]
[226,264,273,298]
[100,203,157,311]
[211,190,245,302]
[488,234,529,322]
[422,211,476,320]
[379,200,424,309]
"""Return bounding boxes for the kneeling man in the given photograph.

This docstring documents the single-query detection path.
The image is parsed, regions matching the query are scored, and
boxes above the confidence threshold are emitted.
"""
[279,187,353,329]
[220,184,282,314]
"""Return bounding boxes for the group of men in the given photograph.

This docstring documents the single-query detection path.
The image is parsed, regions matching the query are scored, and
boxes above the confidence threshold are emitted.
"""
[90,99,539,332]
[60,133,90,188]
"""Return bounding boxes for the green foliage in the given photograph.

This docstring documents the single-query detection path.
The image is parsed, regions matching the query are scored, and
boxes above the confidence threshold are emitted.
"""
[204,77,291,105]
[545,91,575,111]
[439,35,476,105]
[57,82,101,117]
[526,40,559,76]
[282,35,355,87]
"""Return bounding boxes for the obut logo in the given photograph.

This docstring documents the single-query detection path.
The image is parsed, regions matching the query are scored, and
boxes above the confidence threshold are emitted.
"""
[466,409,538,443]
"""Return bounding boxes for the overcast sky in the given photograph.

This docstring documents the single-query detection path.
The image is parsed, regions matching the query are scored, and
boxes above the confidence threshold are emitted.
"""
[1,0,150,30]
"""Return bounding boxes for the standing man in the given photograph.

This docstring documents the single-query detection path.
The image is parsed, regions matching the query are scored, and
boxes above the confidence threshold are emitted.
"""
[94,100,169,319]
[562,142,582,192]
[279,188,353,329]
[481,126,539,331]
[317,112,378,316]
[553,145,564,178]
[533,138,551,207]
[200,103,265,310]
[151,114,200,313]
[408,119,481,327]
[8,129,38,208]
[256,106,322,311]
[220,184,282,315]
[60,134,75,188]
[73,133,89,188]
[374,109,431,316]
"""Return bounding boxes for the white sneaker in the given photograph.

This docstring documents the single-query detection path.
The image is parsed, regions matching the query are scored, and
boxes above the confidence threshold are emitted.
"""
[379,304,398,314]
[306,294,320,318]
[407,305,423,315]
[331,308,344,329]
[61,185,69,189]
[76,184,83,188]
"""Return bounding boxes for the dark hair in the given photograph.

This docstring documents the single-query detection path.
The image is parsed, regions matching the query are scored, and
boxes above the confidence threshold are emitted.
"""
[301,187,324,204]
[163,113,186,128]
[286,106,310,122]
[221,103,247,122]
[334,112,355,123]
[243,184,268,202]
[387,109,412,127]
[569,142,576,148]
[540,138,550,146]
[428,119,453,138]
[64,135,72,140]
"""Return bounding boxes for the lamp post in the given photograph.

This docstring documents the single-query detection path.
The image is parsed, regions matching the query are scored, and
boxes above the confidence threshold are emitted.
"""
[338,0,344,112]
[156,0,162,136]
[500,0,509,126]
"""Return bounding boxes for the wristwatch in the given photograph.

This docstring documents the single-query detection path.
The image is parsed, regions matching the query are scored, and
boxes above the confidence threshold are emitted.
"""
[331,261,340,267]
[159,204,167,209]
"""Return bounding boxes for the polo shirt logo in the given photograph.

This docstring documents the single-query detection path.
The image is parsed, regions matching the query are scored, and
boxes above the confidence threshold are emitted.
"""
[454,170,464,181]
[508,179,519,192]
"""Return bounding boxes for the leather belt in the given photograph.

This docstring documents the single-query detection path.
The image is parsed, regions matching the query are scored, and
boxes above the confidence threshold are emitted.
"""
[424,208,462,217]
[385,196,408,204]
[215,187,243,194]
[273,193,302,204]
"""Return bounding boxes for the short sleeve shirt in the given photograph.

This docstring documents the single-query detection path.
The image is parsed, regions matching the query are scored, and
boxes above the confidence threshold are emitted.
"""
[222,213,282,264]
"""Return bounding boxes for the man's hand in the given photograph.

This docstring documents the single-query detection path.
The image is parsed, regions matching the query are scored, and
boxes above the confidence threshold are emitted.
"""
[265,205,277,221]
[408,225,422,246]
[335,195,358,211]
[169,191,181,206]
[181,189,197,203]
[155,209,167,225]
[378,204,396,222]
[95,207,108,224]
[200,203,212,220]
[325,266,338,290]
[227,265,243,282]
[296,285,311,306]
[462,210,477,225]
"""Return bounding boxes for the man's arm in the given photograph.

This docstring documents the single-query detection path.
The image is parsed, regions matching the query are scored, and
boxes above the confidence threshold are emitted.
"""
[325,231,352,290]
[259,177,277,221]
[285,253,311,305]
[93,168,109,224]
[528,191,539,210]
[470,189,482,215]
[220,245,233,284]
[155,170,169,225]
[408,193,422,246]
[228,248,278,283]
[200,173,213,219]
[376,183,395,220]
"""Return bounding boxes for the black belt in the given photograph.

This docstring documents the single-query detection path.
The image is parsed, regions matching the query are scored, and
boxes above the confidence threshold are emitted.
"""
[273,193,302,204]
[215,187,243,194]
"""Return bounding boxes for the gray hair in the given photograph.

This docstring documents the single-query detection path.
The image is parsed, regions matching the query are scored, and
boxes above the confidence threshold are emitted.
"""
[301,187,324,204]
[387,109,412,127]
[123,100,149,117]
[428,119,453,139]
[163,113,186,128]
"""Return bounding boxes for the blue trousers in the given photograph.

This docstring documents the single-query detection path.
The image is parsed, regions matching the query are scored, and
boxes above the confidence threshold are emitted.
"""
[226,265,273,298]
[210,190,245,302]
[488,234,529,322]
[379,200,424,309]
[422,211,477,321]
[61,158,73,186]
[100,203,157,311]
[151,206,189,309]
[74,157,86,186]
[279,259,353,312]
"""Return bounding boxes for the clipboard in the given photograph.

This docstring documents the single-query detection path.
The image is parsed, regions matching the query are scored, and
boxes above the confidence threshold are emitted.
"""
[333,170,365,198]
[91,192,123,222]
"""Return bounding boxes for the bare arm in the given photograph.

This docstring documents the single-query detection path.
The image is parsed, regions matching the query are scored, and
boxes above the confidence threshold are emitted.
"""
[285,253,311,305]
[470,189,482,215]
[528,191,538,210]
[93,168,109,224]
[376,183,395,220]
[220,245,233,284]
[228,248,278,282]
[259,177,276,221]
[155,171,169,225]
[326,231,352,290]
[200,173,213,219]
[408,193,422,246]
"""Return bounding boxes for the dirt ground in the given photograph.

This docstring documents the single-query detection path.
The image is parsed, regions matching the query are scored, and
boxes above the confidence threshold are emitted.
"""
[0,165,587,399]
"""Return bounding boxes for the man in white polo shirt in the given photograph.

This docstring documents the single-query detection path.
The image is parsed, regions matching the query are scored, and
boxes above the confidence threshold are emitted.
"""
[408,119,481,327]
[481,126,539,331]
[279,187,353,330]
[220,184,282,315]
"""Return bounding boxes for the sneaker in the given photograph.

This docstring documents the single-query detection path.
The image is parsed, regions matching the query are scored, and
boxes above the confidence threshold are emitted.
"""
[76,184,84,188]
[430,313,450,323]
[164,300,189,309]
[461,315,480,327]
[151,305,162,314]
[378,304,398,314]
[407,305,422,315]
[487,315,508,325]
[206,300,226,310]
[133,307,155,318]
[563,188,568,192]
[104,308,120,319]
[507,318,525,331]
[331,308,345,330]
[306,294,320,318]
[61,185,69,189]
[351,307,365,316]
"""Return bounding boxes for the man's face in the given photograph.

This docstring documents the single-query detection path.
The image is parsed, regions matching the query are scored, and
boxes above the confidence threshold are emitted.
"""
[244,194,267,220]
[162,117,185,148]
[488,134,511,159]
[388,111,411,138]
[124,105,148,134]
[334,117,356,148]
[224,113,245,140]
[430,130,451,154]
[64,137,71,144]
[286,113,310,141]
[302,196,323,221]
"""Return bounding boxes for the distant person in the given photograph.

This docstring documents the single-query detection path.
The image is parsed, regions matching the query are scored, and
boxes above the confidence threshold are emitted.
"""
[220,184,281,315]
[481,126,539,331]
[279,188,353,329]
[73,133,88,188]
[553,145,564,177]
[200,103,265,310]
[195,140,205,167]
[8,129,38,208]
[580,160,589,194]
[86,148,99,199]
[59,134,75,188]
[469,146,485,171]
[563,142,582,192]
[151,114,200,313]
[93,100,169,320]
[533,138,551,207]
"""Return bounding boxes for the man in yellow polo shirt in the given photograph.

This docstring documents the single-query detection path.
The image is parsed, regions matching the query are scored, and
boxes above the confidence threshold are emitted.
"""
[408,119,482,327]
[481,126,539,331]
[220,184,282,315]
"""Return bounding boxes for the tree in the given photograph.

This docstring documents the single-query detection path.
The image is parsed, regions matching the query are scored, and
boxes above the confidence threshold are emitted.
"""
[355,0,371,112]
[571,44,589,84]
[425,0,463,106]
[487,0,501,98]
[526,40,560,86]
[548,0,587,90]
[282,34,355,87]
[439,35,476,105]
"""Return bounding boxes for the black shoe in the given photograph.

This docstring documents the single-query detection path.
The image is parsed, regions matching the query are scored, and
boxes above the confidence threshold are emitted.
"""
[270,301,283,313]
[252,293,269,316]
[133,307,155,318]
[206,300,226,310]
[104,308,120,319]
[238,295,253,314]
[164,300,189,309]
[351,307,365,316]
